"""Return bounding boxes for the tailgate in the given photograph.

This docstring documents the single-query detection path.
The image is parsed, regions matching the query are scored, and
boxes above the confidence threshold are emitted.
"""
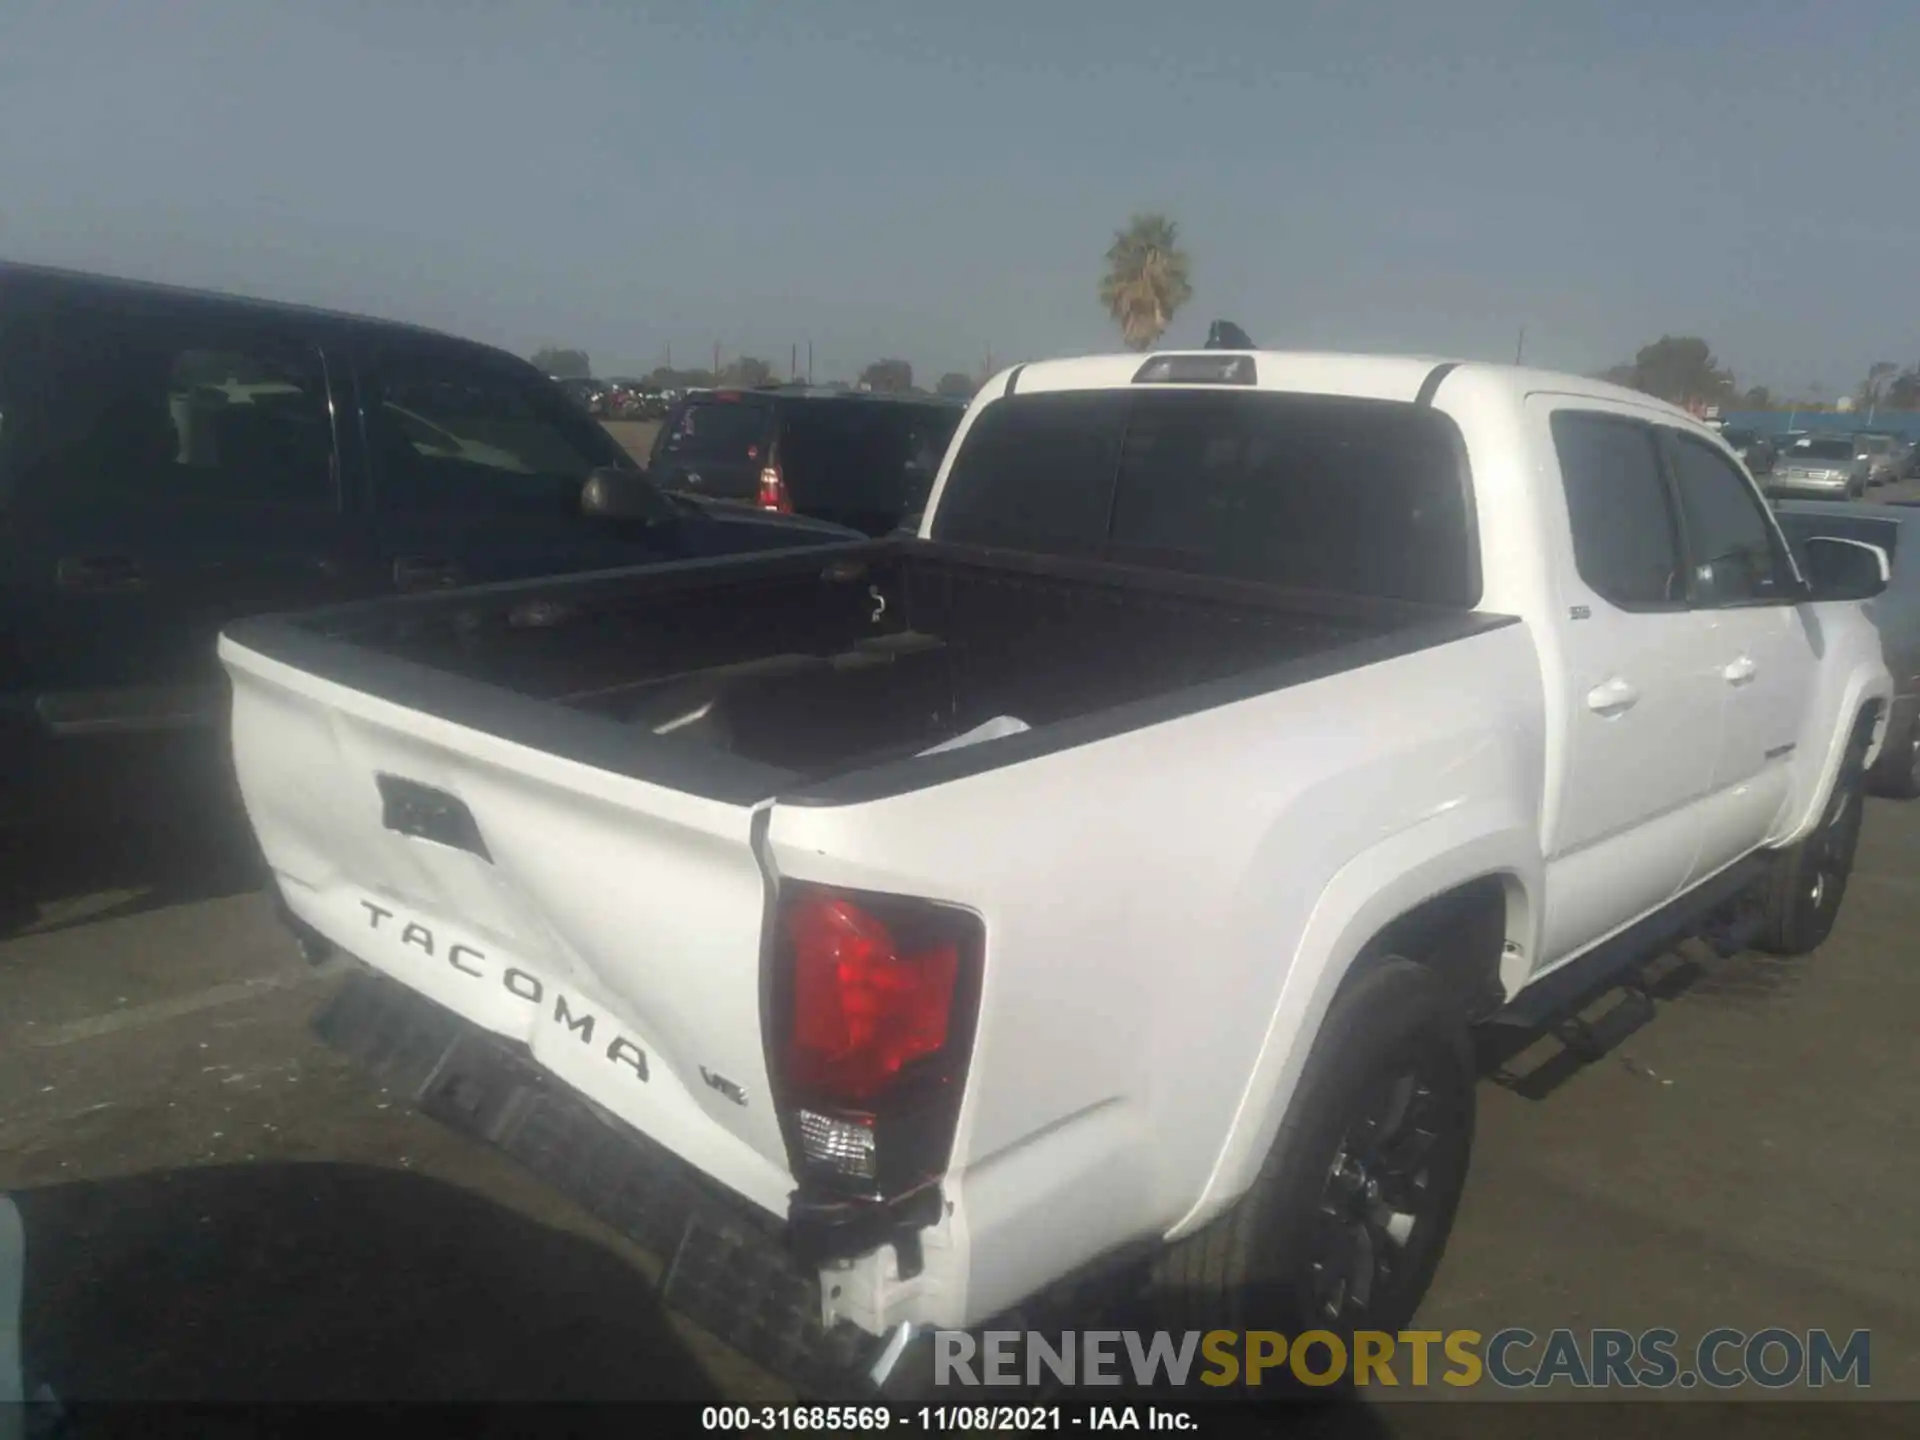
[219,630,794,1215]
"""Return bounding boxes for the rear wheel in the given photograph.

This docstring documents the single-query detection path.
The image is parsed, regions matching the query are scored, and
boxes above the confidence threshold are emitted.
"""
[1758,722,1872,955]
[1151,960,1474,1393]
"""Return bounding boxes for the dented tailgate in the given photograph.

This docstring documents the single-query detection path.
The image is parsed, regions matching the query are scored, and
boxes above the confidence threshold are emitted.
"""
[219,629,794,1216]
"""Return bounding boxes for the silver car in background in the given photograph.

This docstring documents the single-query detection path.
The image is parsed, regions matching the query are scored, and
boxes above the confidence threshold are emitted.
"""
[1775,500,1920,797]
[1855,432,1904,487]
[1768,434,1869,499]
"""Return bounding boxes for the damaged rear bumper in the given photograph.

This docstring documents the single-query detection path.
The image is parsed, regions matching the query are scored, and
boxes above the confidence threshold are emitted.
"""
[313,968,921,1398]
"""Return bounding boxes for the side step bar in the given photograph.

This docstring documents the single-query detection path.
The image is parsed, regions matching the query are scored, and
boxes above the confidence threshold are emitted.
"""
[1494,852,1772,1030]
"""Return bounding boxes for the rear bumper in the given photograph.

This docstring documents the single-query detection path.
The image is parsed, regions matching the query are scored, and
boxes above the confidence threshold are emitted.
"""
[312,965,894,1397]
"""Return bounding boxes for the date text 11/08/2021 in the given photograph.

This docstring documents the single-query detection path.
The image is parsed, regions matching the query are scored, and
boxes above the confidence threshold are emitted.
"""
[701,1409,1189,1432]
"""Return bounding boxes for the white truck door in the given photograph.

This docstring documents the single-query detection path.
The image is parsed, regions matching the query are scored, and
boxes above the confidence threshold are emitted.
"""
[1534,403,1725,966]
[1657,427,1816,881]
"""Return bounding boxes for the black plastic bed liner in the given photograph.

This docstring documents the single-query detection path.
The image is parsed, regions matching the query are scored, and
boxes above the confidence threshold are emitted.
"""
[227,538,1517,808]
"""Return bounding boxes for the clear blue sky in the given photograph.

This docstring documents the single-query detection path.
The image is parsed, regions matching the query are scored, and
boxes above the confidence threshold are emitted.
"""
[3,1,1914,394]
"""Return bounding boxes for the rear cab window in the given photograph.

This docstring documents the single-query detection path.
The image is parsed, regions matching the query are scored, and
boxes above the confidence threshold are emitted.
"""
[932,388,1478,606]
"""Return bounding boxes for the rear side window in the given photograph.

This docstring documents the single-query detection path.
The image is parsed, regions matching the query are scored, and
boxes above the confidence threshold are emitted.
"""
[1661,431,1795,605]
[9,308,337,512]
[934,389,1476,604]
[1551,411,1682,609]
[931,392,1130,557]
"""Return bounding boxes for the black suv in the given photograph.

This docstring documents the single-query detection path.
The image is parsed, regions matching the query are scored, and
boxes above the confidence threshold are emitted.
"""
[0,263,858,830]
[648,386,967,536]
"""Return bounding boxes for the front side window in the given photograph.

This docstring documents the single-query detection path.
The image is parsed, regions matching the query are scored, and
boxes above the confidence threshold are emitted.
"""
[364,352,620,514]
[1550,411,1683,609]
[1662,431,1795,605]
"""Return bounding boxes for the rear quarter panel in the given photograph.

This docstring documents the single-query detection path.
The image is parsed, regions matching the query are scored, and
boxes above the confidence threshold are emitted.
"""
[764,620,1546,1325]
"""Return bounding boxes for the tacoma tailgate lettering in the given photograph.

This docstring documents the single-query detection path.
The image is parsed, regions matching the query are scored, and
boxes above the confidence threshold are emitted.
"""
[360,898,648,1083]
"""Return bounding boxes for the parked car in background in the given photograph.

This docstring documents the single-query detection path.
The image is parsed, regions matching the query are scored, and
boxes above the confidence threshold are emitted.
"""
[1767,434,1870,499]
[1854,432,1904,487]
[648,386,968,535]
[1776,500,1920,797]
[554,376,603,413]
[1721,426,1776,475]
[603,380,668,420]
[0,262,861,836]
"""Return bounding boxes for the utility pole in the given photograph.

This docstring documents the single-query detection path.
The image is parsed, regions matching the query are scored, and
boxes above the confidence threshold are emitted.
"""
[807,340,814,385]
[665,342,671,371]
[713,341,721,381]
[1514,328,1526,365]
[791,343,798,382]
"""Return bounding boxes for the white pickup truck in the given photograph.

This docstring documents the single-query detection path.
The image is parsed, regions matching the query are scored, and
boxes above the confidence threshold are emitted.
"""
[223,350,1893,1395]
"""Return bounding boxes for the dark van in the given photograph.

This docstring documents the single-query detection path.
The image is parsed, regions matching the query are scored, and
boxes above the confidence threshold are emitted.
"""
[648,387,966,536]
[0,262,858,834]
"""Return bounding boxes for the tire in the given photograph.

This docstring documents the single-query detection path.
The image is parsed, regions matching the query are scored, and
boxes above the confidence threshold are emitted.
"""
[1758,720,1872,955]
[1151,959,1475,1394]
[1867,702,1920,801]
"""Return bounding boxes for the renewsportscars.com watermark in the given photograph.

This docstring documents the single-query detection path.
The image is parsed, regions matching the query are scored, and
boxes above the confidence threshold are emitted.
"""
[933,1328,1872,1391]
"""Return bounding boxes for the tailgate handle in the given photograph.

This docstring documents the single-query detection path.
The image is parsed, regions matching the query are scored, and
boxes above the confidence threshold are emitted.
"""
[375,774,492,862]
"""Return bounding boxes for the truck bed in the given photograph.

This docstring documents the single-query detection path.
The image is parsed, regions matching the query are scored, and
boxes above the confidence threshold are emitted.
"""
[224,538,1502,802]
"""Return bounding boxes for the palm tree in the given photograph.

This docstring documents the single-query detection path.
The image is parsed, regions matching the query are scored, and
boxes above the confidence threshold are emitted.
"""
[1099,214,1193,351]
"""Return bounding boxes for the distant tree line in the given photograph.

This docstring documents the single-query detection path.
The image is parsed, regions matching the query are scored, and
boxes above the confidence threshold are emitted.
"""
[1598,337,1920,416]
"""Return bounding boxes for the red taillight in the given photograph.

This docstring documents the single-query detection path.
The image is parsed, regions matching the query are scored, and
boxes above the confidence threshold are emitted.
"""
[758,464,792,513]
[785,894,960,1102]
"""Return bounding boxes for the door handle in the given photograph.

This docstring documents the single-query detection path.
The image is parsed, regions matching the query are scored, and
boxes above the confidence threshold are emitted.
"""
[56,555,146,594]
[1586,677,1639,715]
[393,556,462,590]
[1723,655,1757,685]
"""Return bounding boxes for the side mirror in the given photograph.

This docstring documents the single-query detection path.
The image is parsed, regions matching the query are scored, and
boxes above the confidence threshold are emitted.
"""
[1802,535,1891,601]
[581,466,678,525]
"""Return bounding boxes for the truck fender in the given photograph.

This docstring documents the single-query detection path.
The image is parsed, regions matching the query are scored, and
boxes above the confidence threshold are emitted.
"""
[1166,800,1541,1241]
[1777,664,1892,847]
